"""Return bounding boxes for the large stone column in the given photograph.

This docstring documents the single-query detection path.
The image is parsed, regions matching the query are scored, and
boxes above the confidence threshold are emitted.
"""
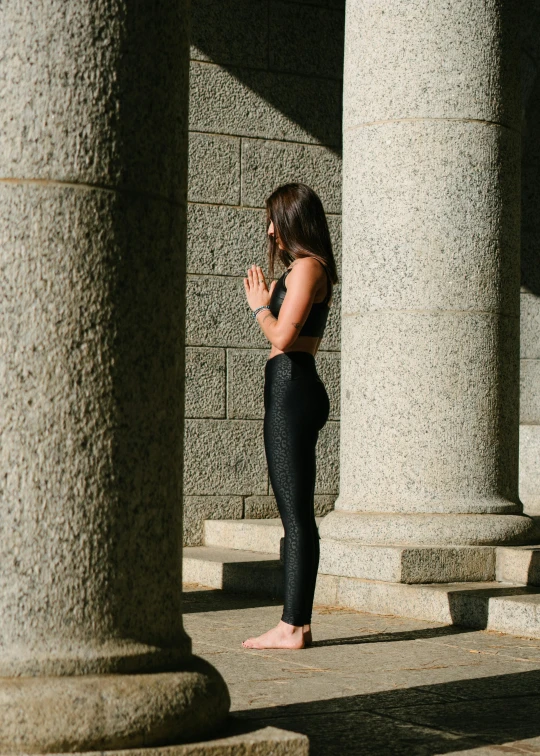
[320,0,537,584]
[0,1,229,752]
[520,2,540,517]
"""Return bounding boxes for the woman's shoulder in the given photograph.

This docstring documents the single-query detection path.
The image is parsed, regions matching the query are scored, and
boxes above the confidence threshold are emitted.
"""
[288,256,325,275]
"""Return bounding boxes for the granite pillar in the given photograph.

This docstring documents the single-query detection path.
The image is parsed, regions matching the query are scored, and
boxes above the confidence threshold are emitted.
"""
[0,1,229,751]
[520,2,540,517]
[320,0,537,581]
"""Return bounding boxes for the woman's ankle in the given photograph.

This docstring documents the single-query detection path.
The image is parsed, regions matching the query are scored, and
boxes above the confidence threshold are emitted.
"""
[279,619,304,634]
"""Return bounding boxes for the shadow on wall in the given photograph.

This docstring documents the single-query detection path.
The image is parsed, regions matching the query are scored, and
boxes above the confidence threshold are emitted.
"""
[233,669,540,755]
[190,0,345,153]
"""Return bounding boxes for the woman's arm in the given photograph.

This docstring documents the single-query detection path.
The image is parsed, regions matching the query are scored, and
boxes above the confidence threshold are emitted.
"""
[245,259,321,350]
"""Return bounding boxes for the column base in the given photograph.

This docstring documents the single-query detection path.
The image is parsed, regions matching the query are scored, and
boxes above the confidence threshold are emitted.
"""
[0,657,230,754]
[319,510,540,548]
[0,726,308,756]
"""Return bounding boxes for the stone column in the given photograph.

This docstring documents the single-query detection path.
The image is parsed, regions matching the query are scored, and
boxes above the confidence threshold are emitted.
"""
[0,2,229,752]
[320,0,537,584]
[520,3,540,517]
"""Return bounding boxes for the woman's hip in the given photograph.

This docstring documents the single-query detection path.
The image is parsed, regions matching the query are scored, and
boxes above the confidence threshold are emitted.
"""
[264,352,329,430]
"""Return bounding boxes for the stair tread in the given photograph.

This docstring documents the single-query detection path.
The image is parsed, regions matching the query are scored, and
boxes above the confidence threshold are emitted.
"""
[207,519,283,527]
[184,545,280,564]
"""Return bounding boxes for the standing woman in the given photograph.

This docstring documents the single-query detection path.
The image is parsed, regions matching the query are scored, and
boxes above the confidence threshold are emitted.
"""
[242,183,339,650]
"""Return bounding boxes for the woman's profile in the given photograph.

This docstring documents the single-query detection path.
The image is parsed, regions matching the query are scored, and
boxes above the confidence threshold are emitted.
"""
[242,182,339,650]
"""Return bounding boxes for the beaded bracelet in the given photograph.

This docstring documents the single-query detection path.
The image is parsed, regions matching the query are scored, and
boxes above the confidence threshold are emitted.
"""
[252,305,271,320]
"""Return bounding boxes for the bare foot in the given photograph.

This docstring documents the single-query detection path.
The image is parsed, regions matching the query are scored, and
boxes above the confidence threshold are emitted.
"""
[303,625,313,647]
[242,620,305,650]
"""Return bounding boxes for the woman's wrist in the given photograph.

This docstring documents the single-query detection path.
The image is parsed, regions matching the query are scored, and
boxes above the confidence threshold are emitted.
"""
[252,304,271,320]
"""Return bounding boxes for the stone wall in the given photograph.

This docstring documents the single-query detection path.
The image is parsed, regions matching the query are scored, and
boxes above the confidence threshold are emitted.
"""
[183,0,345,545]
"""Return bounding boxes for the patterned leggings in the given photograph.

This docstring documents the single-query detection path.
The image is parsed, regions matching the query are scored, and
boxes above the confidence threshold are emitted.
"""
[263,351,330,626]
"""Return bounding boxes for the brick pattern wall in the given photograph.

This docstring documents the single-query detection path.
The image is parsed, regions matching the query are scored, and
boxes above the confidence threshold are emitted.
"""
[183,0,345,545]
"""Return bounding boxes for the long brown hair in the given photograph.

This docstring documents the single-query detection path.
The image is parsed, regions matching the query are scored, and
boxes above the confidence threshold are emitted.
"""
[265,183,339,287]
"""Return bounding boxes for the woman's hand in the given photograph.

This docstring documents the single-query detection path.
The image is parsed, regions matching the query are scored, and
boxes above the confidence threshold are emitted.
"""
[244,264,277,311]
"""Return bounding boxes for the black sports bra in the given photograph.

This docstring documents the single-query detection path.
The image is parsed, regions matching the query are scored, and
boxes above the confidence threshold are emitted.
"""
[268,261,332,338]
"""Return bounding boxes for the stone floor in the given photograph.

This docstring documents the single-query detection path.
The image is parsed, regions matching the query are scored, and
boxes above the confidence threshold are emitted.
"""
[183,585,540,755]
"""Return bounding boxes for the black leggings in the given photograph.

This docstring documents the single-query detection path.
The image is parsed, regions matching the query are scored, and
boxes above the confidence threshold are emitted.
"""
[263,351,330,626]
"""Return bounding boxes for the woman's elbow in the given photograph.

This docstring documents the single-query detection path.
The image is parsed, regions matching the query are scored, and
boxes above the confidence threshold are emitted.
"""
[274,330,299,351]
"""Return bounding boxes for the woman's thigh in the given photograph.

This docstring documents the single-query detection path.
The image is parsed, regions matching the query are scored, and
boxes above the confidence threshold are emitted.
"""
[264,376,329,523]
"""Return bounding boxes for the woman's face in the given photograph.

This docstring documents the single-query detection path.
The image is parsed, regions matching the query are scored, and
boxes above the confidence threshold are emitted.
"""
[267,219,284,250]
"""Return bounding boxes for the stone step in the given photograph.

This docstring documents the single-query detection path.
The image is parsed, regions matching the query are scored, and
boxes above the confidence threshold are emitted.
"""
[315,573,540,639]
[319,539,497,584]
[203,519,284,554]
[183,546,283,597]
[496,545,540,586]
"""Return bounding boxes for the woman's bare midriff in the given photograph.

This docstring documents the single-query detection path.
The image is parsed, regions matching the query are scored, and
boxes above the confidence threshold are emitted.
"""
[268,335,323,360]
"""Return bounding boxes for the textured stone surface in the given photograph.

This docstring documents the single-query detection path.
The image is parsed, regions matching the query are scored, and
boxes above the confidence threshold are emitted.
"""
[189,62,342,146]
[343,0,520,129]
[227,349,268,419]
[315,351,341,421]
[0,183,193,674]
[187,276,341,351]
[184,420,268,495]
[185,348,226,419]
[183,497,243,547]
[326,214,342,276]
[314,574,540,634]
[342,121,520,316]
[79,725,309,756]
[0,1,234,748]
[337,312,520,515]
[320,285,341,352]
[496,546,540,587]
[0,0,189,199]
[521,360,540,423]
[191,0,268,69]
[186,276,267,349]
[188,133,241,205]
[269,1,345,79]
[521,293,540,358]
[324,0,529,559]
[319,541,497,584]
[183,547,283,596]
[187,205,267,276]
[185,0,344,544]
[204,519,284,554]
[241,138,342,212]
[488,594,540,639]
[244,495,336,519]
[520,425,540,514]
[0,662,230,752]
[320,511,538,548]
[183,585,540,756]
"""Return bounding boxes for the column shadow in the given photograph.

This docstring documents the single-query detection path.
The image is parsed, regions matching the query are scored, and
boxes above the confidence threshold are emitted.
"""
[182,588,283,614]
[231,669,540,755]
[190,0,344,152]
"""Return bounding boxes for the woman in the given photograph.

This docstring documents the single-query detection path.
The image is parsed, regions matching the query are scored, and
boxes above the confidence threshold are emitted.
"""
[242,183,339,650]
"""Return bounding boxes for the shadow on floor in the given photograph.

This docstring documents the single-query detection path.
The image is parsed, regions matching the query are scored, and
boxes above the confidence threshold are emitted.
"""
[447,585,540,628]
[233,669,540,755]
[310,624,467,648]
[182,589,282,614]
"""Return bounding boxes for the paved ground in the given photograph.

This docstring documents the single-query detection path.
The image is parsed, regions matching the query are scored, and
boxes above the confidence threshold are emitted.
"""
[183,585,540,755]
